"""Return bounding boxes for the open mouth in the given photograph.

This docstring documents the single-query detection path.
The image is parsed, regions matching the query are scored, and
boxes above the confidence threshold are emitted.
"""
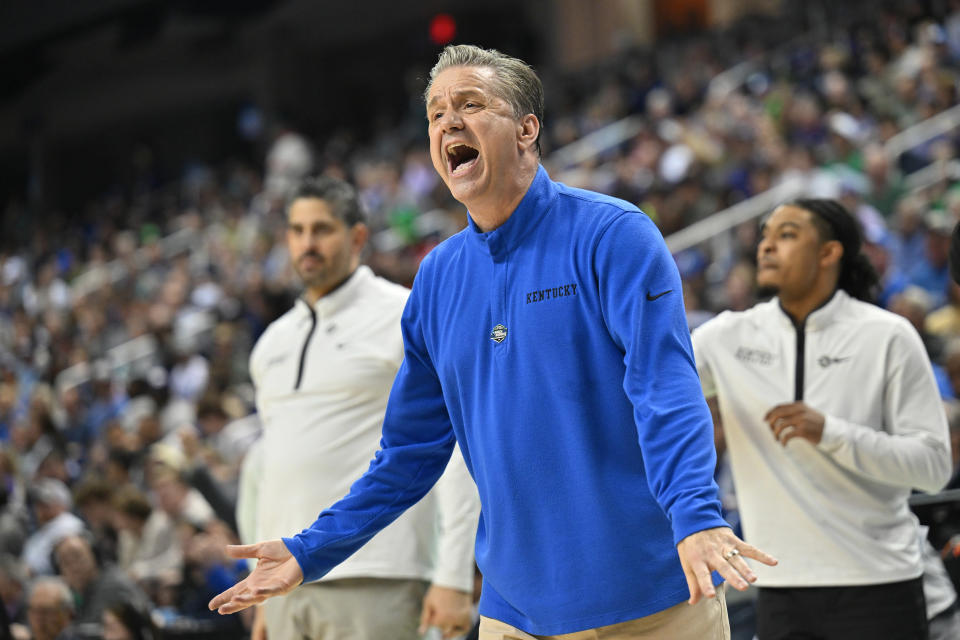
[446,143,480,176]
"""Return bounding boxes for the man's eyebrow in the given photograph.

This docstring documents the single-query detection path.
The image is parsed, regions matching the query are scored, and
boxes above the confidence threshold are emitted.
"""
[427,88,484,109]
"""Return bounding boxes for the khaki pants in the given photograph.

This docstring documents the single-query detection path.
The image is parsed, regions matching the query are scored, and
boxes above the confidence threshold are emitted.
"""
[263,577,429,640]
[479,588,729,640]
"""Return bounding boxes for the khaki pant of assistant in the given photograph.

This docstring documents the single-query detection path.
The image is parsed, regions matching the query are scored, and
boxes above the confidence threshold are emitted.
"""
[262,577,429,640]
[479,588,729,640]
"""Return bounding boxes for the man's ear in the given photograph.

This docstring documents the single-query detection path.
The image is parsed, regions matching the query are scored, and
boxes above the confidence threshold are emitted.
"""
[517,114,540,152]
[351,223,369,255]
[821,239,844,268]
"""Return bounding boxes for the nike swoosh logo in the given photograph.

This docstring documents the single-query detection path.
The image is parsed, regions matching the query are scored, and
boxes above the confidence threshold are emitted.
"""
[646,289,672,301]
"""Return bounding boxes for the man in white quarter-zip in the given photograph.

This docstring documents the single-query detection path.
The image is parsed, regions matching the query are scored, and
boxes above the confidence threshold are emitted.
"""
[692,199,954,640]
[245,175,480,640]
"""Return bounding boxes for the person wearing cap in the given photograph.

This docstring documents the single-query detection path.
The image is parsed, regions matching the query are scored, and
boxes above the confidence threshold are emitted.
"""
[692,199,953,638]
[21,479,85,576]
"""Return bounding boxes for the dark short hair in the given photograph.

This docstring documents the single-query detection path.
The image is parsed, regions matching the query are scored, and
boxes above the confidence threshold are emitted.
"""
[287,176,364,227]
[425,44,544,155]
[112,486,152,521]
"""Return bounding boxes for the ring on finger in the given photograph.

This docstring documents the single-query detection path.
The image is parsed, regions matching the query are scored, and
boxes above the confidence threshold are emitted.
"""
[724,548,741,560]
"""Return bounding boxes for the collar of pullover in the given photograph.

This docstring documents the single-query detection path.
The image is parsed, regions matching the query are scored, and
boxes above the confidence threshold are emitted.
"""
[466,165,557,261]
[298,265,372,318]
[773,288,848,331]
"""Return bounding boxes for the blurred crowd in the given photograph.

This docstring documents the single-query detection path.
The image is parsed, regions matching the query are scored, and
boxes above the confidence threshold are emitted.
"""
[2,1,960,638]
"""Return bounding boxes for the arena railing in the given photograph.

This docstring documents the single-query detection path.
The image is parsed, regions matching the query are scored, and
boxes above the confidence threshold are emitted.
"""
[58,101,960,393]
[664,101,960,254]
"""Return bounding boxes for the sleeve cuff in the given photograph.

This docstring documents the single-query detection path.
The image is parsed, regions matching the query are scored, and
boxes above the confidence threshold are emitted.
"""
[430,566,475,594]
[670,500,729,546]
[817,414,845,452]
[282,535,326,585]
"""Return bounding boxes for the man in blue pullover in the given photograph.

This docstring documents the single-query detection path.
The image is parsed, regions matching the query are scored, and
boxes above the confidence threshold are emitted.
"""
[210,44,776,638]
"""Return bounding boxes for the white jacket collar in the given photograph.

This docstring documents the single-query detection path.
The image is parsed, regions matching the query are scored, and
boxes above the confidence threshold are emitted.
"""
[298,265,373,318]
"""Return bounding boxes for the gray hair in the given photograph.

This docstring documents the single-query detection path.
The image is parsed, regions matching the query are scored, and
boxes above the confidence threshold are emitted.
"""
[27,576,75,614]
[287,176,365,227]
[425,44,544,155]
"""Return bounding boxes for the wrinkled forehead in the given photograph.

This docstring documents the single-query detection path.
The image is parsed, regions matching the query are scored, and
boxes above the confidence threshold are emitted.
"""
[427,65,504,106]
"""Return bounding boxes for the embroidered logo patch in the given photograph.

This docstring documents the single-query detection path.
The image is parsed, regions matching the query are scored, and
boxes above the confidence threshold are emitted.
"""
[734,346,774,366]
[490,324,507,344]
[818,355,849,368]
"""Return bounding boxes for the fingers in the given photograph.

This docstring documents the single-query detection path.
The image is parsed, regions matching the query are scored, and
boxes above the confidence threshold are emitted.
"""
[212,584,277,615]
[692,564,716,604]
[763,402,803,422]
[208,583,243,612]
[766,407,806,445]
[736,541,778,567]
[225,543,261,559]
[417,602,432,635]
[774,422,797,444]
[681,564,703,606]
[442,623,470,639]
[208,580,276,615]
[726,552,756,585]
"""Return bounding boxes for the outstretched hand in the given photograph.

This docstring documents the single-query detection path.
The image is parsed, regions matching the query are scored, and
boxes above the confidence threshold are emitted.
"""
[676,526,777,605]
[207,540,304,615]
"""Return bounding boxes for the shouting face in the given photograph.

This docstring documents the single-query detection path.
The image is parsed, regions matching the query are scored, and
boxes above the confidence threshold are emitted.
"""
[426,65,538,217]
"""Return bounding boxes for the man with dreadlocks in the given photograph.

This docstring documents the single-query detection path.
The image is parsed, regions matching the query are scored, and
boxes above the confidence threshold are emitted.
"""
[692,199,952,639]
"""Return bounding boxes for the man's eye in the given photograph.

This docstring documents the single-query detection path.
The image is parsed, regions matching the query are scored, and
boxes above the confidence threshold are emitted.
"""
[431,112,443,121]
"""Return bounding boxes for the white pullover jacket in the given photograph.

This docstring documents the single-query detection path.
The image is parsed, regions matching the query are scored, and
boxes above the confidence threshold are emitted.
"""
[249,265,479,591]
[692,290,951,587]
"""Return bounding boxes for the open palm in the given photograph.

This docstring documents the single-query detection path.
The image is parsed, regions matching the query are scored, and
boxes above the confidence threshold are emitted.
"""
[207,539,304,615]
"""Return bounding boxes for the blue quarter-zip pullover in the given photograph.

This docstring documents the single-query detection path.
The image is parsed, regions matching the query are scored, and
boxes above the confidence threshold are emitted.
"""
[283,166,726,635]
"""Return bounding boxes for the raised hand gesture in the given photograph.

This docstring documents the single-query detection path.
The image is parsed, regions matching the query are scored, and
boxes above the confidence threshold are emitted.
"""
[208,539,304,615]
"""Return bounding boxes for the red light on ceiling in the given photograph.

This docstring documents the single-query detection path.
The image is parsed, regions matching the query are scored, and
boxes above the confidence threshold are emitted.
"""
[429,14,457,45]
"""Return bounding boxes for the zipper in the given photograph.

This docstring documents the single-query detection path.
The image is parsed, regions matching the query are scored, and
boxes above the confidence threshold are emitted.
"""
[793,317,805,401]
[295,301,318,390]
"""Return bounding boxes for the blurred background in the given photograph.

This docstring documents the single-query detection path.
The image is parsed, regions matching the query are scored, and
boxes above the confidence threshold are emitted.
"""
[3,0,960,638]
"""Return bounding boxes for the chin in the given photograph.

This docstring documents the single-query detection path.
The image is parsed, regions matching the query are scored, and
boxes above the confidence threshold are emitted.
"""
[755,283,780,299]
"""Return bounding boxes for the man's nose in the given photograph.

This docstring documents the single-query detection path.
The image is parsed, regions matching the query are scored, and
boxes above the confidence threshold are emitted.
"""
[438,110,463,132]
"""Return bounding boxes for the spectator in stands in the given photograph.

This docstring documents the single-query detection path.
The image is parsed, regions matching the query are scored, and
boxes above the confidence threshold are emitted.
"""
[23,576,80,640]
[52,534,145,626]
[0,554,27,628]
[146,463,214,532]
[102,600,157,640]
[21,479,85,576]
[909,211,954,308]
[0,449,28,558]
[927,282,960,337]
[890,285,949,362]
[112,486,181,590]
[72,478,117,565]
